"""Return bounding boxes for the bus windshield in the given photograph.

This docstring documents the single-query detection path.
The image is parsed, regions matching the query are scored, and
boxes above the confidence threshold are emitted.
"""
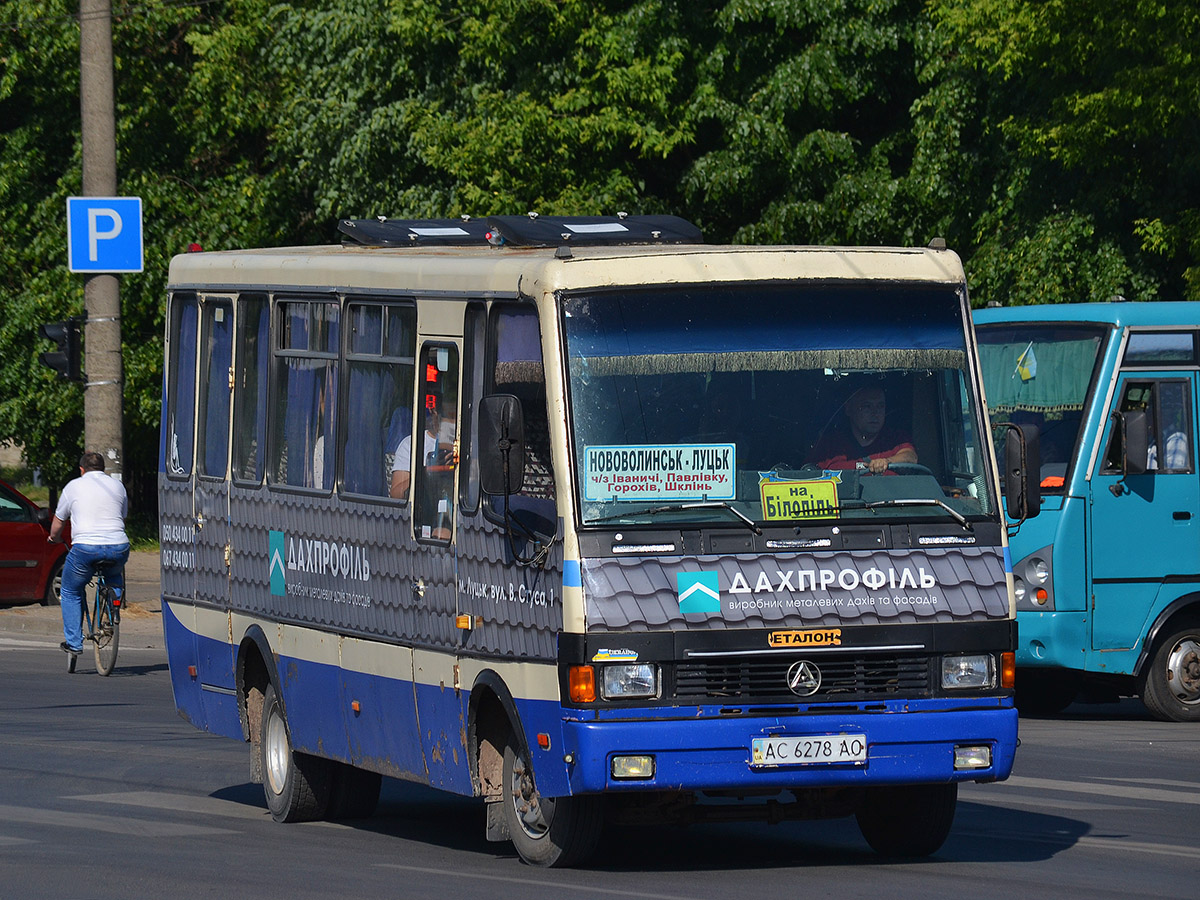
[562,282,995,527]
[976,323,1108,493]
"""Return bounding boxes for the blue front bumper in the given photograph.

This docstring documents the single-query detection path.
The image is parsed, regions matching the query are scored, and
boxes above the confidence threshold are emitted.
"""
[561,700,1017,794]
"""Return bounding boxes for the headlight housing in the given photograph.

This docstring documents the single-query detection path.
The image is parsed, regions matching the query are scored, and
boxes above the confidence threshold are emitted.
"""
[941,654,996,690]
[600,664,658,700]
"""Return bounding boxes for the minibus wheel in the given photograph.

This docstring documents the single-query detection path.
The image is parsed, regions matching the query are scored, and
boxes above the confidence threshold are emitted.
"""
[855,783,957,857]
[1139,621,1200,722]
[502,735,603,867]
[260,683,332,821]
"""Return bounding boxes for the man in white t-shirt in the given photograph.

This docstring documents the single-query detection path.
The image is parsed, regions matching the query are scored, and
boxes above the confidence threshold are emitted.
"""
[48,451,130,661]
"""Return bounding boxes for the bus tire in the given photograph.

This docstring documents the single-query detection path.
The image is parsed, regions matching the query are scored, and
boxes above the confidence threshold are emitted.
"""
[326,763,382,820]
[855,783,957,857]
[260,683,332,822]
[1139,621,1200,722]
[502,736,603,867]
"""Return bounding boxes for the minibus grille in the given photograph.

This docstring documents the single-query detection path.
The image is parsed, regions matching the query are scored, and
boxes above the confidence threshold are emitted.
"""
[674,654,932,701]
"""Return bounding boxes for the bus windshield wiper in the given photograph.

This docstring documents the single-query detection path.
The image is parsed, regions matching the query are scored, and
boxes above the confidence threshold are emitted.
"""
[588,501,761,534]
[864,497,973,531]
[645,501,763,535]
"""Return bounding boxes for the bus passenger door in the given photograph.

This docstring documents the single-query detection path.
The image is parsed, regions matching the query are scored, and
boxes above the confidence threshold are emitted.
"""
[1089,375,1199,652]
[410,337,471,792]
[192,295,238,728]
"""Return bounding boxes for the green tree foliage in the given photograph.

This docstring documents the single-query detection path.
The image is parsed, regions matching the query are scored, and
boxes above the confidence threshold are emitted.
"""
[930,0,1200,304]
[0,0,1195,501]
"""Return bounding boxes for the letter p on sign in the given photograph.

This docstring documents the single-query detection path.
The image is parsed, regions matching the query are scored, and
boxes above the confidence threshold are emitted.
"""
[67,196,144,273]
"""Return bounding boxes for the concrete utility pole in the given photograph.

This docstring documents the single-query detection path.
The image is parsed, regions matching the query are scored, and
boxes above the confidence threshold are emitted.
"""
[79,0,124,479]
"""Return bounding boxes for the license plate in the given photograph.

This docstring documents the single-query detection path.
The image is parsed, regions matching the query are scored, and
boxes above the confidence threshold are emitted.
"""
[751,734,868,767]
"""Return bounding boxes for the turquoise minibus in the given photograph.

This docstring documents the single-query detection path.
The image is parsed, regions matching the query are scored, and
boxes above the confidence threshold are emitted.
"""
[976,302,1200,721]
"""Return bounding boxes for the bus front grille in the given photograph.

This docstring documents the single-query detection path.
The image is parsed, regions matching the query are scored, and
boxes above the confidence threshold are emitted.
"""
[674,655,932,702]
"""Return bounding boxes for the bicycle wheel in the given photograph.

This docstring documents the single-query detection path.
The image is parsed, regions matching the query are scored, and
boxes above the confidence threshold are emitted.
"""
[92,584,120,676]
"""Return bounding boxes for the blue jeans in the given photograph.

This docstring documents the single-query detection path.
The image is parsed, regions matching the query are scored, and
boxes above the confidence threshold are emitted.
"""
[60,543,130,652]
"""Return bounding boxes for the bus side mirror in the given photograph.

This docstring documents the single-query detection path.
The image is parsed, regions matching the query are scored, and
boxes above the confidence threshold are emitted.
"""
[1116,409,1149,476]
[1002,423,1041,521]
[479,394,526,495]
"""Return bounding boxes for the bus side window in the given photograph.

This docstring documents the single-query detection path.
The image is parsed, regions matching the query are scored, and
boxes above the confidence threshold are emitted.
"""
[411,344,459,541]
[486,305,556,536]
[344,301,416,498]
[1151,380,1192,472]
[1103,379,1192,473]
[459,303,487,514]
[198,299,234,479]
[232,295,269,484]
[166,292,198,478]
[270,299,339,492]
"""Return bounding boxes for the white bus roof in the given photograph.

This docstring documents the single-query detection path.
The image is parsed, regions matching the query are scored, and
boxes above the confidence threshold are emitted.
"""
[167,241,967,298]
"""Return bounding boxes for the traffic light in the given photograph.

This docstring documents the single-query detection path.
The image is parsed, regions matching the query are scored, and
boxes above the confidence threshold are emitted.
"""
[38,318,82,381]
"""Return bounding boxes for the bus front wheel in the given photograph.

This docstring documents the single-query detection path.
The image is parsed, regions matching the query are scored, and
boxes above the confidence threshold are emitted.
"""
[1139,621,1200,722]
[855,783,958,857]
[260,683,332,822]
[502,736,603,867]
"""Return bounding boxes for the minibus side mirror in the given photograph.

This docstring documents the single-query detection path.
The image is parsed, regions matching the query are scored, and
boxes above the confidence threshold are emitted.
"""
[1117,408,1149,476]
[479,394,526,495]
[1002,423,1041,521]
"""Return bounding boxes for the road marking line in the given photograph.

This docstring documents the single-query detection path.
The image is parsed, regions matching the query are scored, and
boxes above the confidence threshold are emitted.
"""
[1003,775,1200,805]
[963,791,1146,812]
[71,791,270,821]
[0,803,235,837]
[959,829,1200,862]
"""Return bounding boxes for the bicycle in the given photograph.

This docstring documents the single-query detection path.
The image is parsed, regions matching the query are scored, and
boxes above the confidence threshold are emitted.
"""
[68,569,122,675]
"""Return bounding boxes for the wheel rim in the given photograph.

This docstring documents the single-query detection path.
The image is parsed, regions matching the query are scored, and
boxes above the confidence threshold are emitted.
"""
[509,750,555,839]
[265,705,291,795]
[1165,638,1200,704]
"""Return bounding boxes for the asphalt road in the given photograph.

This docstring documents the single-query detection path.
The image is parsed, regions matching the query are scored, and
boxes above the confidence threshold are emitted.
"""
[0,628,1195,900]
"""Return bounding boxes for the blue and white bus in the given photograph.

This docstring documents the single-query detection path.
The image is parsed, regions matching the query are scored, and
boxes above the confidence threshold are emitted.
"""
[976,301,1200,721]
[160,215,1017,865]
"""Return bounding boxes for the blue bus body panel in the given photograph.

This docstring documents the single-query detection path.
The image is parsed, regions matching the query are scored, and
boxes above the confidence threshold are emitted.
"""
[165,603,1015,798]
[340,667,428,783]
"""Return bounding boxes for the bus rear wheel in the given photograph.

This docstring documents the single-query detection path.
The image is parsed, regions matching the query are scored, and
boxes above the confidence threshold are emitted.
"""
[502,736,603,867]
[1139,622,1200,722]
[260,683,332,822]
[855,783,958,857]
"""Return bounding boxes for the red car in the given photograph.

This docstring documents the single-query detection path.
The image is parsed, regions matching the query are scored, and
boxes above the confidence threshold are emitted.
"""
[0,478,67,606]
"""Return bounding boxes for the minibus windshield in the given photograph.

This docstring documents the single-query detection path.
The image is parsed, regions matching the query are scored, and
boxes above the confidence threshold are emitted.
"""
[976,323,1108,493]
[562,282,995,527]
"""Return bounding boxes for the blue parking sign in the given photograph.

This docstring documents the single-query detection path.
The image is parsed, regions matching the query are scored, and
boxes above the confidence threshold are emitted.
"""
[67,196,144,273]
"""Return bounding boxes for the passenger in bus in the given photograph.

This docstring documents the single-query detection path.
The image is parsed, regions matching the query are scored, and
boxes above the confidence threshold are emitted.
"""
[390,401,457,501]
[807,386,917,474]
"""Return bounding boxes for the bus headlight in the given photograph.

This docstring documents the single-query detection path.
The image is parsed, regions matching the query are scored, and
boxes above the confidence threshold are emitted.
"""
[941,654,996,689]
[600,664,658,700]
[1012,576,1027,602]
[1029,557,1050,584]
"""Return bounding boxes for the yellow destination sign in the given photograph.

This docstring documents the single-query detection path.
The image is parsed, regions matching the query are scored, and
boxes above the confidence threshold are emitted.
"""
[759,478,838,520]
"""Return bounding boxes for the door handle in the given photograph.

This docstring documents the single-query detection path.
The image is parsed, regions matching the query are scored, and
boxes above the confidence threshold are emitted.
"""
[1173,511,1191,521]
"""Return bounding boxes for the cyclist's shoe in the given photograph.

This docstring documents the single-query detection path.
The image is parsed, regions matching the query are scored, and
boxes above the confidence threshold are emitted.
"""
[59,641,82,656]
